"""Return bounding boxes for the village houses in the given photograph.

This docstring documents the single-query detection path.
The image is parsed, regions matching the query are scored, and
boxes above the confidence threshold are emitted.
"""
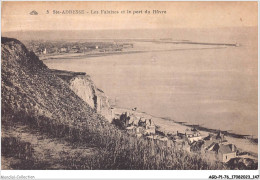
[111,110,255,166]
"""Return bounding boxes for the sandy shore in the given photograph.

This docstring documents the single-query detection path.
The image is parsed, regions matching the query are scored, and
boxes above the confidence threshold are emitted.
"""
[40,46,225,61]
[113,107,258,155]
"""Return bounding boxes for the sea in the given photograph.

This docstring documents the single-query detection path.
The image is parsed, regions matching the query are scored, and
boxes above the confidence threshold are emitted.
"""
[43,27,258,137]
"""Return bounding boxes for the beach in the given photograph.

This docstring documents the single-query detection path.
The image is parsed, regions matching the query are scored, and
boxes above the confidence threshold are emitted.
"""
[113,107,258,155]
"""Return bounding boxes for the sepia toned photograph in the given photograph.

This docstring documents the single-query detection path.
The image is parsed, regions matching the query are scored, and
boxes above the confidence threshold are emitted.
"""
[1,1,258,173]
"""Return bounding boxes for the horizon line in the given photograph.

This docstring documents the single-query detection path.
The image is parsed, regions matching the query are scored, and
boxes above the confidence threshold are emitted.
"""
[2,26,258,33]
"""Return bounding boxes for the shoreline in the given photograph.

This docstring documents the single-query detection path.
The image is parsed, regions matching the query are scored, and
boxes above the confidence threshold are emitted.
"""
[113,107,258,142]
[113,107,258,155]
[160,117,258,142]
[39,46,226,61]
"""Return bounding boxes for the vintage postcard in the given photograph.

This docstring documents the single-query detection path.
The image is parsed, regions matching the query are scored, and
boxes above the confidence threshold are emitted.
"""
[1,1,259,179]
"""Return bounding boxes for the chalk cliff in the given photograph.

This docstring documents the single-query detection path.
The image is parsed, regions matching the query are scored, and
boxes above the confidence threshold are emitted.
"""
[1,37,112,127]
[52,70,113,122]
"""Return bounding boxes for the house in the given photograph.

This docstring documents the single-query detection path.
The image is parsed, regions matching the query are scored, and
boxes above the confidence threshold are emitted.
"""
[43,48,47,54]
[122,43,133,48]
[186,128,201,137]
[138,117,146,127]
[204,131,226,143]
[204,143,237,163]
[177,128,202,143]
[70,46,80,53]
[138,118,155,135]
[126,125,146,138]
[144,119,155,135]
[186,128,202,143]
[218,144,237,163]
[128,114,139,126]
[112,111,156,136]
[60,47,68,53]
[188,136,203,143]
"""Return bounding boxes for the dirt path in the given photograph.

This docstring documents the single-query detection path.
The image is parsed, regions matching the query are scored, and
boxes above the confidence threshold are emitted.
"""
[2,125,98,169]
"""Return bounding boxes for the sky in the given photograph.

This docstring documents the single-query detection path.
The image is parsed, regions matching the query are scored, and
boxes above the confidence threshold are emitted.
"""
[1,1,258,32]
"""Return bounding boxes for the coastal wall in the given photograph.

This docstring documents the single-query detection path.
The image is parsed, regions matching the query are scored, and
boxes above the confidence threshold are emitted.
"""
[52,70,113,122]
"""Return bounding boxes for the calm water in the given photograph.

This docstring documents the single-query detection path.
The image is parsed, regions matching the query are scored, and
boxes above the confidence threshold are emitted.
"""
[44,28,258,137]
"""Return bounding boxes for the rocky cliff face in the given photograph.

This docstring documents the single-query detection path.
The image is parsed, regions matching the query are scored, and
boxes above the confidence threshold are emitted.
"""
[70,76,112,122]
[1,37,110,127]
[52,70,112,122]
